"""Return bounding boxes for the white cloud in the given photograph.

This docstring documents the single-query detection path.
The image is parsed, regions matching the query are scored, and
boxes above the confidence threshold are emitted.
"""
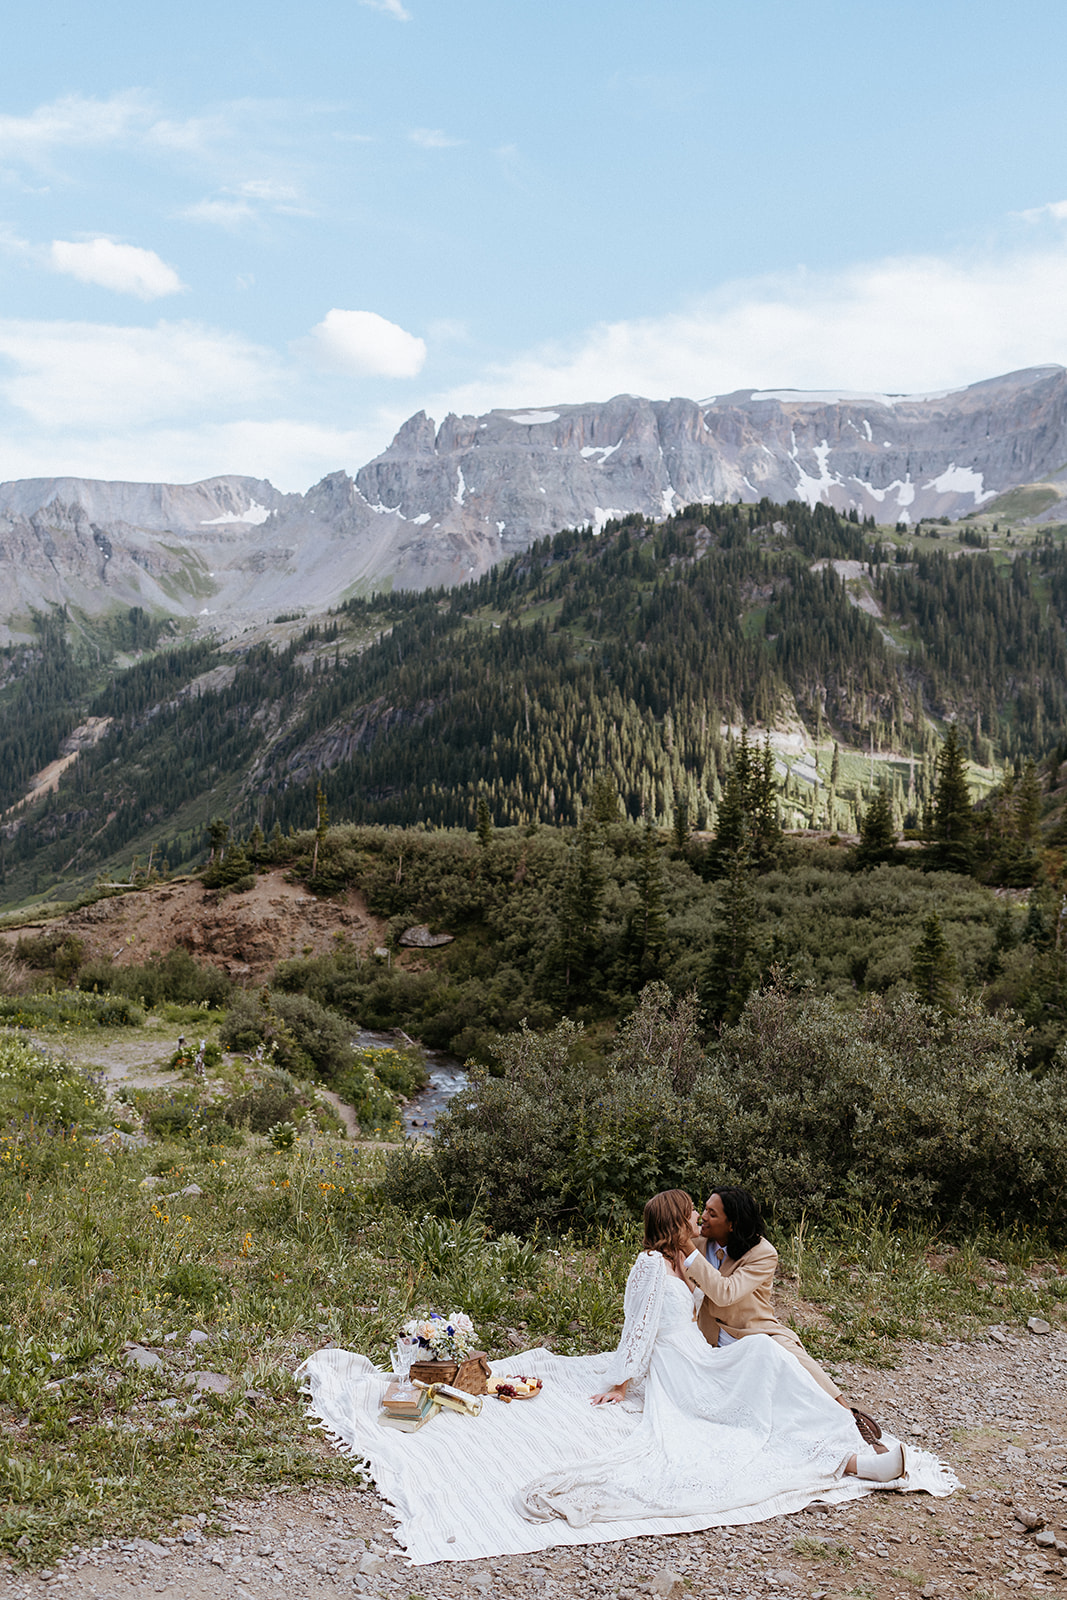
[181,197,256,228]
[409,128,462,149]
[0,417,391,493]
[358,0,411,19]
[0,91,150,160]
[1017,199,1067,225]
[0,319,278,429]
[181,178,310,229]
[237,178,300,203]
[49,238,185,300]
[433,244,1067,414]
[305,308,426,378]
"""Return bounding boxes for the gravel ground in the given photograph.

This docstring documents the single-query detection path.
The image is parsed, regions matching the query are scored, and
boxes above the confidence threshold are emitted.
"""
[3,1325,1064,1600]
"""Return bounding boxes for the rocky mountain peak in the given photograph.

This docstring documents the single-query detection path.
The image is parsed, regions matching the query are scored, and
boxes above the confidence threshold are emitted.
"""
[1,365,1067,636]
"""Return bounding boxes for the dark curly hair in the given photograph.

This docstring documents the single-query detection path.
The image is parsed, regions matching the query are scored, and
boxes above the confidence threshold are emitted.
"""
[710,1185,766,1260]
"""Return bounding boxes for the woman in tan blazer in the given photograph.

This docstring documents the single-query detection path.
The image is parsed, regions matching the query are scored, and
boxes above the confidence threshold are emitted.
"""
[685,1187,882,1443]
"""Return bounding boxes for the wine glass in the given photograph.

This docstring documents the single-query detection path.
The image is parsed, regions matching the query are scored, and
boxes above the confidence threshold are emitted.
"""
[392,1336,419,1382]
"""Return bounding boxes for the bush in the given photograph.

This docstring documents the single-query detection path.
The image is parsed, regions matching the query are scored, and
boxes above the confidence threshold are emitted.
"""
[0,1035,104,1130]
[223,1073,305,1134]
[332,1061,399,1132]
[0,991,143,1028]
[360,1044,429,1098]
[78,949,232,1009]
[386,1016,607,1233]
[14,932,86,981]
[398,977,1067,1241]
[219,990,355,1081]
[688,975,1067,1234]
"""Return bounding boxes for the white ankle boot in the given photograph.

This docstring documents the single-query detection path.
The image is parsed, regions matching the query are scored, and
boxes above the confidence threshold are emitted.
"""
[856,1438,905,1482]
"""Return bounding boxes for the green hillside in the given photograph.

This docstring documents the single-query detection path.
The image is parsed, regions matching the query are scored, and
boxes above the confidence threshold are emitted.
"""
[4,498,1067,906]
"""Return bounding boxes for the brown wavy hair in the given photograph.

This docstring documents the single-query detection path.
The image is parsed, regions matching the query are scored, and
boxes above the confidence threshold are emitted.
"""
[643,1189,695,1278]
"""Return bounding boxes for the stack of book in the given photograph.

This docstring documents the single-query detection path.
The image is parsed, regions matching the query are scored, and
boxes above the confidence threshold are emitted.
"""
[378,1378,440,1432]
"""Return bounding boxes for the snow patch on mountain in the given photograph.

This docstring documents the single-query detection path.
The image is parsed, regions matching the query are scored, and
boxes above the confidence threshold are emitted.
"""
[200,500,272,527]
[922,464,996,503]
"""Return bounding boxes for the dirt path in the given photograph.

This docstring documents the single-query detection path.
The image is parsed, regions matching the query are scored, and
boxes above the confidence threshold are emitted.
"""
[2,1327,1063,1600]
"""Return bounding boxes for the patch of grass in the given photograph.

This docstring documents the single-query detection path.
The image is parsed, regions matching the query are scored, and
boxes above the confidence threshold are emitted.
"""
[0,992,144,1029]
[792,1537,854,1565]
[982,485,1061,522]
[777,1208,1067,1367]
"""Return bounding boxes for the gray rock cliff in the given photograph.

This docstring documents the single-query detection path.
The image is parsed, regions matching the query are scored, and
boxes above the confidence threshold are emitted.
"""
[1,365,1065,635]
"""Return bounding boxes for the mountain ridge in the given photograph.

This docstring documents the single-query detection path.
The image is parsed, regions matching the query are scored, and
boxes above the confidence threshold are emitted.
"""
[2,364,1067,637]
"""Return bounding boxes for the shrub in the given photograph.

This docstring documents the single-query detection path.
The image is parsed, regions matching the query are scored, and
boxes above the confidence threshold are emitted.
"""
[332,1061,398,1132]
[219,990,354,1081]
[386,1017,597,1234]
[689,975,1067,1234]
[399,976,1067,1241]
[14,931,86,980]
[0,991,143,1028]
[78,949,232,1009]
[223,1074,304,1134]
[360,1044,429,1098]
[0,1035,104,1132]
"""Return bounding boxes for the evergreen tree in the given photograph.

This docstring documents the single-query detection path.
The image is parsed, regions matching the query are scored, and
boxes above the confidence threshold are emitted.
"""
[671,796,690,852]
[703,844,759,1025]
[929,724,974,873]
[911,913,957,1008]
[558,820,604,991]
[1015,759,1042,845]
[710,765,747,869]
[311,784,329,877]
[750,740,783,865]
[854,789,897,868]
[476,796,494,848]
[625,822,667,984]
[590,774,621,826]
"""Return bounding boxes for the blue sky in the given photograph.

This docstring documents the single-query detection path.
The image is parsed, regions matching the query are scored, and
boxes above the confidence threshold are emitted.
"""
[2,0,1067,489]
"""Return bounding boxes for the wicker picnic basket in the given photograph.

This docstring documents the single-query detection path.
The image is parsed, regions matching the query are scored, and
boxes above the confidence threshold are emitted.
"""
[409,1353,490,1395]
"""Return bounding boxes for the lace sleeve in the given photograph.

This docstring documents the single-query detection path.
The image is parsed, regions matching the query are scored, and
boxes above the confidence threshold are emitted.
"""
[601,1251,665,1389]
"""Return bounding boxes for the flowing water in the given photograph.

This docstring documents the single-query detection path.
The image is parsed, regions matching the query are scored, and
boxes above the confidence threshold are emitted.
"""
[352,1030,467,1136]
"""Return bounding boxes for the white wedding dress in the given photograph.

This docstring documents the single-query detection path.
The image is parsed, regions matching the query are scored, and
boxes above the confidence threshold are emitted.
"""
[297,1251,955,1565]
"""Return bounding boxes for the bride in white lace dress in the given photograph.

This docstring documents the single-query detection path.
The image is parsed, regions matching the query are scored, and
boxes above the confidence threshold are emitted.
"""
[297,1190,954,1565]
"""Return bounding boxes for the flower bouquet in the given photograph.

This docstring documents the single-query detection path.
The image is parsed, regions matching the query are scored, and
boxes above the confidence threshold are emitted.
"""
[401,1312,486,1389]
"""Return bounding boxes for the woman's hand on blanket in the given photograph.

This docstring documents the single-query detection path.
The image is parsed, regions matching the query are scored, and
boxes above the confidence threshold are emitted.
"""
[591,1384,627,1405]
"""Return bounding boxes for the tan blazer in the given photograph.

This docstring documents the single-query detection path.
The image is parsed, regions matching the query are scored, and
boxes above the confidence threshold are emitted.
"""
[687,1236,841,1400]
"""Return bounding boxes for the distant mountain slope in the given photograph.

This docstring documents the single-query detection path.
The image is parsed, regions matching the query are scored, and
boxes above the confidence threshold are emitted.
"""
[4,495,1067,904]
[1,366,1067,635]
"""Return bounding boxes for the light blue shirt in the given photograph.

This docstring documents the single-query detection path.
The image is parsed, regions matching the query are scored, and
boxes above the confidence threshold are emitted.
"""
[704,1240,737,1346]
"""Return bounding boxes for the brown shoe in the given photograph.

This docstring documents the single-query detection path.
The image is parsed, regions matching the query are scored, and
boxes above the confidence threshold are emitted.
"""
[851,1408,883,1446]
